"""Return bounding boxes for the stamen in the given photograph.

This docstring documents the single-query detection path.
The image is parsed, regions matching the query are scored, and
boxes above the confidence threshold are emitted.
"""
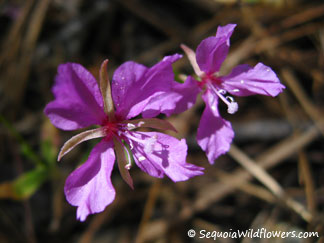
[128,139,134,150]
[112,136,134,188]
[125,132,157,156]
[123,145,132,170]
[126,123,136,130]
[138,156,146,161]
[227,100,238,114]
[125,163,131,170]
[208,84,238,114]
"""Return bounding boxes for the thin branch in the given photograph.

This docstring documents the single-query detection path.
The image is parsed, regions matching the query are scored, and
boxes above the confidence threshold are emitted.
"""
[228,144,313,223]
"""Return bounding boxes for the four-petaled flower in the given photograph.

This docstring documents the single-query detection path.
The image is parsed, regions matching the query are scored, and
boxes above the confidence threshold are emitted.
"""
[140,24,285,164]
[44,55,204,221]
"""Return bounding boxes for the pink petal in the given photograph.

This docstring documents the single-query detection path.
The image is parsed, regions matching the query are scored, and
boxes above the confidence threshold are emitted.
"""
[196,24,236,74]
[215,24,236,45]
[128,132,204,182]
[112,54,182,120]
[162,53,183,63]
[221,63,285,97]
[44,63,106,130]
[141,76,200,117]
[197,91,234,164]
[64,140,116,221]
[196,36,228,74]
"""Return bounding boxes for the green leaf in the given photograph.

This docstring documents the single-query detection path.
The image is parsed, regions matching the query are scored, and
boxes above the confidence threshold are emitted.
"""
[9,166,47,200]
[41,140,56,166]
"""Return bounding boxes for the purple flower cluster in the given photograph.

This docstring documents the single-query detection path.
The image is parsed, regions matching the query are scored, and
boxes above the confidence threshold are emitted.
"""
[44,24,285,221]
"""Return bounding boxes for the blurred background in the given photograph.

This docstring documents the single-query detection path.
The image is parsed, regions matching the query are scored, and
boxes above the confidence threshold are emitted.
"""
[0,0,324,242]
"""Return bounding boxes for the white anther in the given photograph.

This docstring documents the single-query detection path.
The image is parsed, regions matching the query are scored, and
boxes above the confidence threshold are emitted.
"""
[208,83,239,115]
[226,96,238,114]
[126,123,136,130]
[227,102,238,114]
[138,156,146,161]
[128,140,134,150]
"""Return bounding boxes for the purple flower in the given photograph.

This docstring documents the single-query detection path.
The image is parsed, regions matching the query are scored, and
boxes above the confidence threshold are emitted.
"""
[142,24,285,164]
[44,56,204,221]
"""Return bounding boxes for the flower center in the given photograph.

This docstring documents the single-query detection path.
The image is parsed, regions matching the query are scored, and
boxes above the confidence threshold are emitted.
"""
[198,72,238,114]
[199,73,223,88]
[102,118,120,139]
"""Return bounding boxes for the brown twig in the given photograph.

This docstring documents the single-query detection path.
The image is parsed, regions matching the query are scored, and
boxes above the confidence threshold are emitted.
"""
[0,0,35,66]
[228,144,313,223]
[281,68,324,136]
[298,151,317,214]
[212,167,275,203]
[135,179,161,243]
[184,124,319,221]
